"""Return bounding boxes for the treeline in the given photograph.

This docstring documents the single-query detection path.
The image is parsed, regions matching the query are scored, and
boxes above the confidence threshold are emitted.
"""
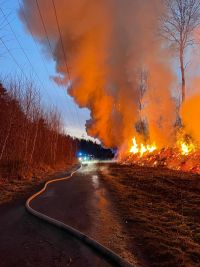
[0,79,114,180]
[78,139,114,159]
[0,79,77,180]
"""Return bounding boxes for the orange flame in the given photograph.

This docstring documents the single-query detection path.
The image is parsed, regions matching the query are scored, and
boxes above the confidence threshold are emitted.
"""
[130,137,157,157]
[126,134,200,174]
[130,136,196,158]
[179,141,196,156]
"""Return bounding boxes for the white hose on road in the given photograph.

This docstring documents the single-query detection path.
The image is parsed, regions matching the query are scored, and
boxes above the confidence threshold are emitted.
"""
[26,165,134,267]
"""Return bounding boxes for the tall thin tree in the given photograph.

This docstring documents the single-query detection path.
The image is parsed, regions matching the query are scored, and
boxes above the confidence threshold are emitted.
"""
[161,0,200,102]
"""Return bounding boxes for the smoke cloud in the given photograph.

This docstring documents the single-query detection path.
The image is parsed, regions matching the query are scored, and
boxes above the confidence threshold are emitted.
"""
[20,0,176,150]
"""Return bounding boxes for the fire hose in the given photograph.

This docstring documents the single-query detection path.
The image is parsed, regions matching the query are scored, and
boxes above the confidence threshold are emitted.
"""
[25,165,134,267]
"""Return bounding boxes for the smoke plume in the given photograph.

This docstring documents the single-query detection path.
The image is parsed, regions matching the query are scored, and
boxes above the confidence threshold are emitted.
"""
[19,0,176,150]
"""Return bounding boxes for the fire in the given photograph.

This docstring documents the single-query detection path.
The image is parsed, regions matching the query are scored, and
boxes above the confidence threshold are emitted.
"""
[130,136,196,158]
[179,141,196,155]
[130,137,157,157]
[127,135,200,174]
[130,138,139,154]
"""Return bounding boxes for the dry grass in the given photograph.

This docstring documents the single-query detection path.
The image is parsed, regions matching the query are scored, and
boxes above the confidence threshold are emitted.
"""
[0,163,74,204]
[99,164,200,267]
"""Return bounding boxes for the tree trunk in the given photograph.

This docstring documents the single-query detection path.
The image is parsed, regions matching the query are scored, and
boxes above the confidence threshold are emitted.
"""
[180,49,186,102]
[0,114,13,161]
[29,121,39,164]
[0,126,11,161]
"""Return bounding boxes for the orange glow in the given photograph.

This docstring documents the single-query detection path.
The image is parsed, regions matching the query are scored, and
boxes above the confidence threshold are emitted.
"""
[178,141,196,156]
[130,137,157,157]
[126,135,200,174]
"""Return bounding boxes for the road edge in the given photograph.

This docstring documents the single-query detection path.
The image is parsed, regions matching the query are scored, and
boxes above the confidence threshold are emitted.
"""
[25,164,134,267]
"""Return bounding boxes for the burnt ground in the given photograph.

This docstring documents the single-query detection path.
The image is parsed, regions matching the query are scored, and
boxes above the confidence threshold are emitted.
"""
[98,163,200,267]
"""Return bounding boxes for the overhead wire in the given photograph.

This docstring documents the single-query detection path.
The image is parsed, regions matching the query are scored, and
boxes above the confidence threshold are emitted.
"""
[18,0,72,130]
[51,0,82,129]
[0,6,55,108]
[0,37,26,76]
[35,0,80,131]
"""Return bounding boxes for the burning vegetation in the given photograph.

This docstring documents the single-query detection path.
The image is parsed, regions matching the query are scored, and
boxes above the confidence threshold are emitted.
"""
[125,134,200,174]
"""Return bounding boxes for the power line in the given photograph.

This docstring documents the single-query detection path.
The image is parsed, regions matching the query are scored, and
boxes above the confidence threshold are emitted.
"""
[35,0,53,55]
[18,0,72,129]
[51,0,71,81]
[35,0,80,129]
[51,0,82,129]
[0,6,55,108]
[0,37,26,76]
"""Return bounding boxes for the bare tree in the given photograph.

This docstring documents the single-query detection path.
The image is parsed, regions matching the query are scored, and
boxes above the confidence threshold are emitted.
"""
[0,77,77,180]
[137,68,148,114]
[161,0,200,102]
[136,68,148,138]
